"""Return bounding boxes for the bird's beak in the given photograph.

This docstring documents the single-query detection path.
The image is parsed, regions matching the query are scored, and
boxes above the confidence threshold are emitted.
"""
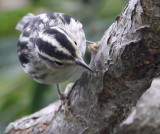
[75,58,94,72]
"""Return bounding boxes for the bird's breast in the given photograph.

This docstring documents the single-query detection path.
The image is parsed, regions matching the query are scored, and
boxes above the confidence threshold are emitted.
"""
[24,62,83,84]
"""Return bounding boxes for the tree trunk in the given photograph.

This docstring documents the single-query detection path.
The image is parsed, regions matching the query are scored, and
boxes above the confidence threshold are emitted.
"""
[4,0,160,133]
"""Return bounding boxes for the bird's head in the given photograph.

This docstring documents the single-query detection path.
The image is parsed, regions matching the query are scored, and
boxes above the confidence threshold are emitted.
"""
[36,27,93,72]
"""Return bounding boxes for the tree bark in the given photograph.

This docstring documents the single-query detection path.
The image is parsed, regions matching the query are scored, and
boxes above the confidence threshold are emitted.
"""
[4,0,160,133]
[117,79,160,134]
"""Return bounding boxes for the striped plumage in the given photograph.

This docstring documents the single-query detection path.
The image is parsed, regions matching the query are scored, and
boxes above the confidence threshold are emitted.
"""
[16,12,92,84]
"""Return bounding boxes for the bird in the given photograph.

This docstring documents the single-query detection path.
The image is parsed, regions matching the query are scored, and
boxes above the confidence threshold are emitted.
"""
[16,12,93,118]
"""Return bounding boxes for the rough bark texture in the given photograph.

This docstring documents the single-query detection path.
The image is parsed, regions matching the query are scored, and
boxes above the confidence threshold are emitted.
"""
[117,79,160,134]
[4,0,160,133]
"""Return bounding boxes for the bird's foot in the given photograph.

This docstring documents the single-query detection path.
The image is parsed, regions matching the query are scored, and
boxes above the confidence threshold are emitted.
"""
[63,103,81,120]
[88,41,99,53]
[57,83,81,120]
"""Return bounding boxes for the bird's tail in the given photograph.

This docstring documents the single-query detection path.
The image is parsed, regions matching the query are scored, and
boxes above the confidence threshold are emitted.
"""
[16,13,35,31]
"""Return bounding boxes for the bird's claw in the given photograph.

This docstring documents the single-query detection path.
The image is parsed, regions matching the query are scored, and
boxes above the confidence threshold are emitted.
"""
[88,42,99,53]
[63,104,81,120]
[59,83,81,120]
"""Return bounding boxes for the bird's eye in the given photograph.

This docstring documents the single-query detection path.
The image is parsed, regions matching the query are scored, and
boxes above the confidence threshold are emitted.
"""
[55,61,63,66]
[74,41,77,46]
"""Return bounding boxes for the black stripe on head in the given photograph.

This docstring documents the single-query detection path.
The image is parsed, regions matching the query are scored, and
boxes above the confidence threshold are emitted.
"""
[22,30,30,37]
[37,17,44,25]
[23,23,29,29]
[47,12,56,20]
[59,16,66,24]
[19,53,30,66]
[62,14,71,24]
[17,41,28,51]
[38,53,55,63]
[36,38,73,60]
[29,17,43,31]
[38,54,62,66]
[44,28,76,57]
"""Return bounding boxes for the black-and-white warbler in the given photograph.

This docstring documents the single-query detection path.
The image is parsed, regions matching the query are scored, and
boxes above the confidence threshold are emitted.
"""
[16,12,93,113]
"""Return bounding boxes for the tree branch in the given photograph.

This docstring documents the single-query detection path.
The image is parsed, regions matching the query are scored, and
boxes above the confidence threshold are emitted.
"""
[117,79,160,134]
[5,0,160,133]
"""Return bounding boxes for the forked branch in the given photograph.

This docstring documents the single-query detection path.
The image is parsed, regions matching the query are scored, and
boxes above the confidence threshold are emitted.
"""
[5,0,160,133]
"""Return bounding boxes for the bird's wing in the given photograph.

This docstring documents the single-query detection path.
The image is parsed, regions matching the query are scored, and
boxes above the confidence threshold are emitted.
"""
[16,13,35,31]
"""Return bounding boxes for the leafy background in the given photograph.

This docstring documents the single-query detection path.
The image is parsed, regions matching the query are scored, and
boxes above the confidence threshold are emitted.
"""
[0,0,127,132]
